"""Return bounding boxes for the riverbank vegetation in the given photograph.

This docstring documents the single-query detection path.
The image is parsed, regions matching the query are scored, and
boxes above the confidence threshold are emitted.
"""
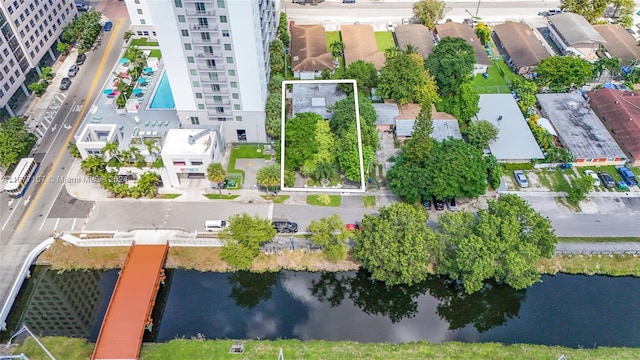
[9,337,640,360]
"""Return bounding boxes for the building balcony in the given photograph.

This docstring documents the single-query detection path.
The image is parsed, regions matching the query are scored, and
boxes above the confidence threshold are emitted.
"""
[192,38,221,45]
[201,76,228,84]
[197,64,225,71]
[185,9,216,16]
[190,24,218,31]
[205,99,231,106]
[196,52,223,59]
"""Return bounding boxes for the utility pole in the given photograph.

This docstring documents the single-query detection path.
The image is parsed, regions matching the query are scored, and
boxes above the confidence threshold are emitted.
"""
[475,0,482,18]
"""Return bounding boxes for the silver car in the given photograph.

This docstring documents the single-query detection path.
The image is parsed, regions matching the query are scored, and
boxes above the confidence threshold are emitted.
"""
[514,170,529,188]
[68,65,79,77]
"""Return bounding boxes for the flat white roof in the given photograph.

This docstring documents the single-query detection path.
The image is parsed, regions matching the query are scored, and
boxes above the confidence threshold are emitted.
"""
[161,129,216,155]
[476,94,544,160]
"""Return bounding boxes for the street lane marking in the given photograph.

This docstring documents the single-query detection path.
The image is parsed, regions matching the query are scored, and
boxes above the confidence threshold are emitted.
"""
[268,203,274,220]
[16,19,123,233]
[2,198,22,231]
[44,101,77,155]
[71,218,77,231]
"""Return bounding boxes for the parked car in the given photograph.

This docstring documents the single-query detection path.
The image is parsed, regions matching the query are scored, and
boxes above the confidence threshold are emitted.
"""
[433,197,445,211]
[422,198,432,210]
[546,9,562,16]
[598,171,616,188]
[446,198,457,211]
[346,223,361,231]
[584,170,601,186]
[68,65,79,77]
[513,170,529,188]
[59,77,72,90]
[104,21,113,32]
[204,220,229,232]
[617,166,638,186]
[272,221,298,234]
[75,53,86,65]
[76,3,90,12]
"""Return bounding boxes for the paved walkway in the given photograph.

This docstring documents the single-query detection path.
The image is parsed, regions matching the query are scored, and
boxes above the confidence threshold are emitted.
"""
[556,242,640,254]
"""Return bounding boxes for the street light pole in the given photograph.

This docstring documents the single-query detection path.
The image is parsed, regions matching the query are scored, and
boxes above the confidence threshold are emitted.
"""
[475,0,482,18]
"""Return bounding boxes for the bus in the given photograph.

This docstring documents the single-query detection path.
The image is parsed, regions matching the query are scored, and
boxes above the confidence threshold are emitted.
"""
[3,158,39,197]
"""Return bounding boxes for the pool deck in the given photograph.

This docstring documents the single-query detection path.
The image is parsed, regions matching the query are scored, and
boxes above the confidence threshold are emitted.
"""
[77,59,180,149]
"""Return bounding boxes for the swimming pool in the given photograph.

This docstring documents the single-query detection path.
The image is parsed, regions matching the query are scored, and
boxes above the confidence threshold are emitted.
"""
[149,71,175,109]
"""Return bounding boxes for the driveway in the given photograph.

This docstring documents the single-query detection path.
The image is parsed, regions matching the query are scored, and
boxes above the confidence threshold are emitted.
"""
[375,132,398,178]
[235,158,269,190]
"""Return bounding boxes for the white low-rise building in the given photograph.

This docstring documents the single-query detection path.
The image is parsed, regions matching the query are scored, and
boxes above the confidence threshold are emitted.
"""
[76,124,124,158]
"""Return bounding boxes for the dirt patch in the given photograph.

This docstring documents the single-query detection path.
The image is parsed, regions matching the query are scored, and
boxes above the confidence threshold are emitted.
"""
[37,239,129,271]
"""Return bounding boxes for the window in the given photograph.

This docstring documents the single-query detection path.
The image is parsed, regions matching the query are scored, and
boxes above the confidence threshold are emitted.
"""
[197,104,205,110]
[236,116,243,121]
[9,76,15,84]
[190,160,203,166]
[213,96,222,102]
[192,81,200,87]
[174,0,182,8]
[177,15,185,23]
[8,59,14,67]
[234,104,240,110]
[220,15,227,23]
[232,93,238,99]
[14,20,19,27]
[224,44,231,51]
[195,2,206,13]
[181,29,189,36]
[222,30,229,37]
[190,116,199,125]
[203,45,213,54]
[236,129,246,141]
[173,160,186,166]
[228,69,235,76]
[216,106,224,113]
[217,117,226,121]
[230,81,237,88]
[187,56,195,63]
[195,93,203,99]
[140,19,146,25]
[190,69,197,75]
[206,59,216,68]
[201,32,211,41]
[184,43,192,50]
[226,57,233,64]
[3,83,9,91]
[211,84,220,91]
[198,18,208,28]
[137,9,143,14]
[217,0,225,8]
[134,0,140,3]
[208,72,218,80]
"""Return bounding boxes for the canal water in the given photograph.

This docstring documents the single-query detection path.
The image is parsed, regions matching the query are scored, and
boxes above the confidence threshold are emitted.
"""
[3,267,640,348]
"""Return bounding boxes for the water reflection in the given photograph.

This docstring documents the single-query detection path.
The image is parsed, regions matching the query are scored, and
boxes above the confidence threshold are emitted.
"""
[228,272,280,309]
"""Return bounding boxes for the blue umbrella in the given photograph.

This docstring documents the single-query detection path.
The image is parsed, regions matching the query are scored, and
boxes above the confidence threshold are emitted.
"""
[132,88,143,95]
[137,78,147,84]
[143,67,153,73]
[103,89,113,94]
[119,58,130,64]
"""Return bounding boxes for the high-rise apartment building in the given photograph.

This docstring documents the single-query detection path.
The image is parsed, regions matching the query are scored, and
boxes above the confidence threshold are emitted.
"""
[124,0,279,143]
[0,0,77,116]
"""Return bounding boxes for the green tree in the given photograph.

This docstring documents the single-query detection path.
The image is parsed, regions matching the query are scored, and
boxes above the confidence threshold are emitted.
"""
[143,139,160,161]
[423,139,487,199]
[278,12,290,46]
[378,53,439,105]
[484,154,502,190]
[611,0,635,17]
[256,164,281,194]
[338,60,378,94]
[425,37,476,95]
[438,82,480,124]
[353,203,440,286]
[329,40,345,58]
[306,119,335,172]
[28,81,47,96]
[330,93,378,135]
[618,13,634,28]
[268,74,285,93]
[40,67,53,81]
[284,112,320,170]
[386,156,430,203]
[335,122,375,182]
[0,117,37,170]
[412,0,446,29]
[81,156,106,177]
[474,22,492,45]
[207,163,227,195]
[56,42,70,54]
[559,0,608,22]
[438,194,557,294]
[68,142,81,159]
[265,93,282,139]
[269,39,285,74]
[308,215,349,262]
[512,78,538,114]
[402,102,434,166]
[130,171,160,199]
[219,213,277,270]
[536,56,593,91]
[593,56,622,81]
[465,120,499,150]
[314,161,337,183]
[567,175,594,206]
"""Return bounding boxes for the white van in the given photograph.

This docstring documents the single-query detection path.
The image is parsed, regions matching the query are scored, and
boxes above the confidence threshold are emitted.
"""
[204,220,229,232]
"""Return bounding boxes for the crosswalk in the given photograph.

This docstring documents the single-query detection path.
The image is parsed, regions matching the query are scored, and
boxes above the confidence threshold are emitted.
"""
[35,93,67,138]
[39,217,86,232]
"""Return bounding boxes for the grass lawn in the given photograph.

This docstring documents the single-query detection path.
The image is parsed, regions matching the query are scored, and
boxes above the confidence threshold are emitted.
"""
[374,31,396,52]
[227,144,272,183]
[559,237,640,242]
[539,254,640,277]
[149,49,162,59]
[362,195,376,208]
[325,31,341,49]
[261,194,290,203]
[203,194,240,200]
[535,168,572,192]
[570,165,629,192]
[307,194,342,207]
[130,38,159,47]
[158,194,181,199]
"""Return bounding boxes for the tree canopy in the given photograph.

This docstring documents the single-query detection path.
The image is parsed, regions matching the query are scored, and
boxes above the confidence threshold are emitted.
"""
[425,37,476,95]
[353,203,439,286]
[330,93,378,143]
[206,163,226,194]
[412,0,446,29]
[335,122,375,182]
[465,120,499,150]
[339,60,379,94]
[284,112,321,171]
[256,164,281,193]
[219,213,277,270]
[560,0,608,23]
[437,194,557,294]
[474,22,492,45]
[437,82,480,124]
[308,215,349,262]
[377,52,439,105]
[536,56,593,91]
[401,103,434,166]
[0,117,37,170]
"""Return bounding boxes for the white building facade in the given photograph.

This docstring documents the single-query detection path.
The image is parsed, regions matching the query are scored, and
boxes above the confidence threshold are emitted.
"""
[0,0,77,115]
[125,0,279,143]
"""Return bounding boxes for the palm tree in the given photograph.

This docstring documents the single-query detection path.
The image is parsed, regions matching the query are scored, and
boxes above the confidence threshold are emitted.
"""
[143,139,161,161]
[119,149,133,166]
[314,162,336,186]
[403,44,418,55]
[101,142,120,161]
[207,163,227,195]
[256,164,281,195]
[384,47,402,59]
[329,41,345,58]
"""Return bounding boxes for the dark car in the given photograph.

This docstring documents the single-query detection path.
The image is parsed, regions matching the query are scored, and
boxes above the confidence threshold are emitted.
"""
[422,197,431,210]
[59,77,72,90]
[433,197,445,211]
[68,64,79,77]
[75,53,86,65]
[104,21,113,32]
[618,166,638,186]
[272,221,298,234]
[598,171,616,188]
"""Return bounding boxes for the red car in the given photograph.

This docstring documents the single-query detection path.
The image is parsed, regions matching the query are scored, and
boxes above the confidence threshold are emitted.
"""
[346,223,361,231]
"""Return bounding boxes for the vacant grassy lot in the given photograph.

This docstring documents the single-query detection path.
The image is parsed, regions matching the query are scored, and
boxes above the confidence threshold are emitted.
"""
[306,194,342,207]
[539,254,640,277]
[362,195,376,208]
[325,31,341,49]
[471,65,510,94]
[130,38,159,47]
[227,144,272,184]
[11,337,640,360]
[37,240,128,270]
[374,31,396,51]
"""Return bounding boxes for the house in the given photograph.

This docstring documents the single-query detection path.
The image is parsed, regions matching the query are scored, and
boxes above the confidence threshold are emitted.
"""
[340,24,386,70]
[290,25,335,80]
[586,88,640,166]
[394,104,462,141]
[593,24,640,65]
[547,12,605,61]
[373,103,400,131]
[493,22,550,75]
[537,93,627,165]
[394,24,435,59]
[435,22,491,75]
[476,94,544,162]
[291,82,346,119]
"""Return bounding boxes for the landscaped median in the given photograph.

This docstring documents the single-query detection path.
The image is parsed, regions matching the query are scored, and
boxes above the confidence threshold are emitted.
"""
[10,337,639,360]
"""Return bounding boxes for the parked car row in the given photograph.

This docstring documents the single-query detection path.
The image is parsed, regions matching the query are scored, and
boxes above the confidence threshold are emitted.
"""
[512,167,637,190]
[60,53,89,91]
[422,197,456,211]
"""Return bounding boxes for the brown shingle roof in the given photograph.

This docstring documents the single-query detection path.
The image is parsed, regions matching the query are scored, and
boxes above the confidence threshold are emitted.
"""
[435,22,491,65]
[493,22,550,68]
[394,24,434,59]
[290,25,335,72]
[593,24,640,64]
[340,24,386,70]
[587,88,640,161]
